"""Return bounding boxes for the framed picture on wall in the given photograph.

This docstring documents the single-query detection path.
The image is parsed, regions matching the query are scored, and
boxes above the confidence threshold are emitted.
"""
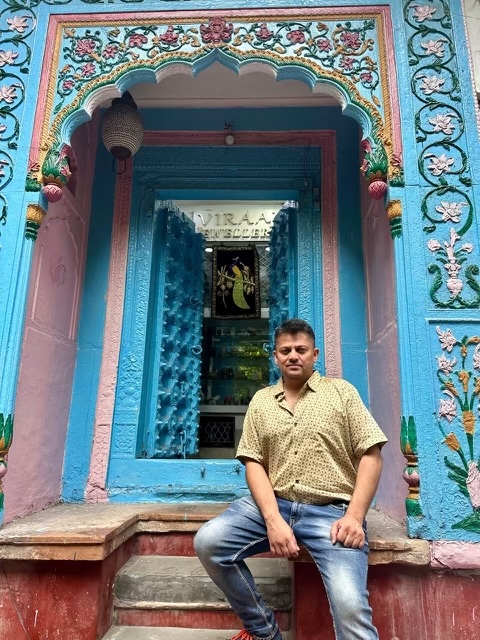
[212,246,261,319]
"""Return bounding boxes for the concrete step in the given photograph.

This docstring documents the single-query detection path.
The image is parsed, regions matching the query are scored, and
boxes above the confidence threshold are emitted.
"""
[103,626,293,639]
[115,555,292,611]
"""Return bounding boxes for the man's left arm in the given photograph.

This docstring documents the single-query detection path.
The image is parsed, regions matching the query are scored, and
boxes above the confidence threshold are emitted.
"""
[330,444,383,548]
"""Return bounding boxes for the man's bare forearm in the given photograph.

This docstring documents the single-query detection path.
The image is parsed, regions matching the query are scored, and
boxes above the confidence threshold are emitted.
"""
[346,445,383,522]
[245,459,281,524]
[245,459,299,557]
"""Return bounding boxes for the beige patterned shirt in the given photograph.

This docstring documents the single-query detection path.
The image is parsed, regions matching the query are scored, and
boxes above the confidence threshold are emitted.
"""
[236,371,387,504]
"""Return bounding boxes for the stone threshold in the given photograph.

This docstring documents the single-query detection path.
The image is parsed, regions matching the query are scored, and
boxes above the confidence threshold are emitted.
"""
[0,502,430,565]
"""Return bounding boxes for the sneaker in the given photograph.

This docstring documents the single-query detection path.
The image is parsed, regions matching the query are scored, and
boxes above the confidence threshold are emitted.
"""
[230,632,255,640]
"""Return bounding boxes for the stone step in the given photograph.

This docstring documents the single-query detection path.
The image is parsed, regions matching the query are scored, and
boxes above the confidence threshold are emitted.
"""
[103,626,293,639]
[115,555,292,611]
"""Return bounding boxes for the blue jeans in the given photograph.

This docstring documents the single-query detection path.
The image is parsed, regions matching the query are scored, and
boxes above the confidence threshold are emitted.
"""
[194,495,378,640]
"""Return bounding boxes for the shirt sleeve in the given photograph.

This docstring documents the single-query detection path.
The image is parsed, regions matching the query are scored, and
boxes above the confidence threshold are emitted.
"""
[235,403,264,465]
[344,384,388,459]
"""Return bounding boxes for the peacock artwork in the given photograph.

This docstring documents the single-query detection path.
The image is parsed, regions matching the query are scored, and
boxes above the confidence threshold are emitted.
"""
[212,246,260,319]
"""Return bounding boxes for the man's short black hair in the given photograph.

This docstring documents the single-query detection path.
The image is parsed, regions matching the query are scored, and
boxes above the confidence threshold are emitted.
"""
[274,318,316,346]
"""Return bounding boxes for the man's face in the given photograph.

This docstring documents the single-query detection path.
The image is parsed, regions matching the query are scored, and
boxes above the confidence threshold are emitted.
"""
[273,332,319,382]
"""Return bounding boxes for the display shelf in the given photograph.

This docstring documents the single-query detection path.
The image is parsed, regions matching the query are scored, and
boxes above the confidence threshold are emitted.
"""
[201,317,269,407]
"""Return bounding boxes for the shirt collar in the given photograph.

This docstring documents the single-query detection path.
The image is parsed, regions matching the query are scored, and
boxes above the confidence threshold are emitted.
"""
[273,371,322,398]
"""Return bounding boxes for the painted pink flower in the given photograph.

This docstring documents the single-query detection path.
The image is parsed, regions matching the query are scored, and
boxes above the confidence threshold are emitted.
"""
[412,5,437,23]
[200,18,233,44]
[62,79,75,92]
[75,39,96,57]
[160,26,179,45]
[436,326,457,353]
[339,57,355,71]
[81,62,96,77]
[316,38,333,52]
[255,23,273,42]
[286,30,305,44]
[7,16,29,33]
[438,392,457,423]
[128,33,148,48]
[340,31,362,51]
[0,50,19,67]
[0,85,17,104]
[0,124,7,137]
[360,72,373,84]
[102,44,119,59]
[437,355,457,375]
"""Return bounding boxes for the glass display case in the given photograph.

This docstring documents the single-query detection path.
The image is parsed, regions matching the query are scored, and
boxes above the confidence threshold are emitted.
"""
[200,318,269,410]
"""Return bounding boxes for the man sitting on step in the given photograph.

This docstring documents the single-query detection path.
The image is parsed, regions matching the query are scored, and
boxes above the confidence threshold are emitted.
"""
[195,318,387,640]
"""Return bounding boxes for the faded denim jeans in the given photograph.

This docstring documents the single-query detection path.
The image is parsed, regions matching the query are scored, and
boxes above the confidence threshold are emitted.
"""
[194,495,379,640]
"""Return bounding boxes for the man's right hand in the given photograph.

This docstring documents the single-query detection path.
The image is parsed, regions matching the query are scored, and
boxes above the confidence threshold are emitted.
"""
[266,516,300,558]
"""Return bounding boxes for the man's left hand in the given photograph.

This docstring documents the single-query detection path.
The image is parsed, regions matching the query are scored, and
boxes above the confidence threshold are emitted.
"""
[330,513,365,548]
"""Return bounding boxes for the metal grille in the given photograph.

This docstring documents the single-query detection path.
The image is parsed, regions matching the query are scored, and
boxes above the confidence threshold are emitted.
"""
[199,415,235,448]
[204,245,270,309]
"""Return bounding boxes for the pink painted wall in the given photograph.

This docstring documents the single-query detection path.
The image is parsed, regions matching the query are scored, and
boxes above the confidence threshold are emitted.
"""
[361,184,405,521]
[4,116,99,522]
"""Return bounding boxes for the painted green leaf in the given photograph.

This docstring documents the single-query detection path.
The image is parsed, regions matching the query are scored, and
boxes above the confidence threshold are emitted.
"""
[452,511,480,533]
[444,457,468,478]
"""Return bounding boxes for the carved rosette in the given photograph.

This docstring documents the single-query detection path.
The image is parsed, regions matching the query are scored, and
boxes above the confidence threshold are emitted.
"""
[25,204,47,241]
[386,199,402,238]
[0,413,13,512]
[400,415,423,518]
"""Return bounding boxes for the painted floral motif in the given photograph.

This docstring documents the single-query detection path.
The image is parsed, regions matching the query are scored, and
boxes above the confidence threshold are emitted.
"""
[418,74,446,95]
[340,31,362,51]
[159,26,179,45]
[436,327,457,352]
[412,4,437,22]
[255,24,273,42]
[428,113,456,135]
[426,153,454,176]
[286,29,305,45]
[420,39,447,58]
[6,16,30,34]
[75,38,96,57]
[0,85,18,104]
[439,391,458,422]
[428,228,479,306]
[435,201,467,223]
[437,354,457,374]
[0,50,19,67]
[81,63,96,77]
[436,329,480,532]
[200,18,233,44]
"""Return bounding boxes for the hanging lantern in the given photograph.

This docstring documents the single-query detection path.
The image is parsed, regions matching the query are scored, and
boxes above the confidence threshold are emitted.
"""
[101,91,144,160]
